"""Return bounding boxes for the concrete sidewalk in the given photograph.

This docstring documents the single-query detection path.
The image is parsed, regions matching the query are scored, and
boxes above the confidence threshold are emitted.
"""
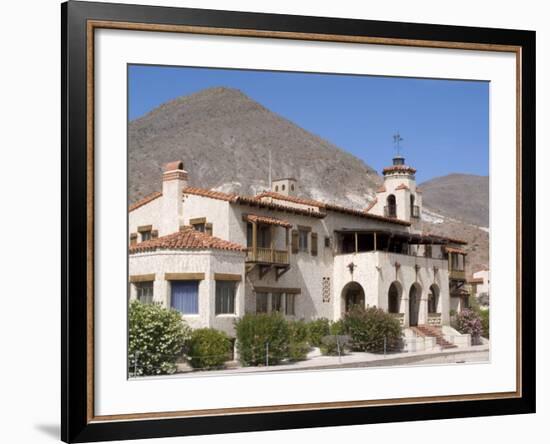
[135,344,490,380]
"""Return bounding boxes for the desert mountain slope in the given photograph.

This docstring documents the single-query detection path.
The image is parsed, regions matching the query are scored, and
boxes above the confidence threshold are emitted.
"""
[129,87,381,206]
[420,174,489,228]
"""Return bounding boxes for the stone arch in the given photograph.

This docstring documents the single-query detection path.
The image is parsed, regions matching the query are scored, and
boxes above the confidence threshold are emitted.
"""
[428,284,440,314]
[409,282,422,327]
[388,281,403,313]
[341,281,365,314]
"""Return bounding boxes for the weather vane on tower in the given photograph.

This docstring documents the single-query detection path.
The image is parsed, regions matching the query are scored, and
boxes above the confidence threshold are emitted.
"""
[393,132,404,156]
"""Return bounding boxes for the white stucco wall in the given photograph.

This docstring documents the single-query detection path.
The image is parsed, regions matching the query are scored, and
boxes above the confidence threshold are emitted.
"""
[129,196,163,238]
[333,251,450,326]
[129,249,245,336]
[181,194,232,239]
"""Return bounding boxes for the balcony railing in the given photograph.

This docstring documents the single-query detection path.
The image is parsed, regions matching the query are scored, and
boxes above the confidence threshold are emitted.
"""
[390,313,405,326]
[246,247,289,265]
[427,313,442,326]
[449,269,466,280]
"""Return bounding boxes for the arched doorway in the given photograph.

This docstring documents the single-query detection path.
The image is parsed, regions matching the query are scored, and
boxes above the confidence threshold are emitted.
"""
[388,281,402,313]
[342,281,365,313]
[428,284,439,313]
[386,194,397,218]
[409,283,422,326]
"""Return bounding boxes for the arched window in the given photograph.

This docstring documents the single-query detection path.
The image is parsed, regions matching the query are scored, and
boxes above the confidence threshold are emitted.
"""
[428,284,439,313]
[386,194,397,218]
[410,194,416,218]
[275,185,279,192]
[291,184,295,191]
[282,184,286,191]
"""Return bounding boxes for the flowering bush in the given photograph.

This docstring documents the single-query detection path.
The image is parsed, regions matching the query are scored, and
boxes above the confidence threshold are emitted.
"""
[455,309,483,343]
[187,328,231,369]
[128,300,191,376]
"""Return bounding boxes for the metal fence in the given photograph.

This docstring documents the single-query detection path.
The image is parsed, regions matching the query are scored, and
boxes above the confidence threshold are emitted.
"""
[129,333,486,377]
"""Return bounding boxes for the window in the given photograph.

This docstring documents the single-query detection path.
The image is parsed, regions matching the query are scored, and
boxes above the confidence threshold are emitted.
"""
[275,185,279,192]
[135,281,153,304]
[324,236,331,248]
[386,194,397,218]
[256,292,268,313]
[282,184,286,191]
[170,281,199,314]
[272,293,283,312]
[138,225,153,242]
[192,223,205,232]
[285,293,295,315]
[215,281,236,314]
[246,222,253,248]
[258,225,271,248]
[291,184,295,191]
[424,245,432,258]
[298,229,309,252]
[190,218,207,232]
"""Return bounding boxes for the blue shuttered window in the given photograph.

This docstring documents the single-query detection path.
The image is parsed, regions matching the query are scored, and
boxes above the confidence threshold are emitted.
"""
[171,281,199,314]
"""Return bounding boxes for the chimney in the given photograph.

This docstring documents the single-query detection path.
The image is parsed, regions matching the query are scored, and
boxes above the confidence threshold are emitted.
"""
[161,161,188,235]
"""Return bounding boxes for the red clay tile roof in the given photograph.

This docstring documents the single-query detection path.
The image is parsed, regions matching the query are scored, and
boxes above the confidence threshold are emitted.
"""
[129,191,162,212]
[245,214,292,228]
[323,202,411,226]
[383,165,417,175]
[129,227,246,254]
[424,232,468,245]
[395,183,410,190]
[255,191,324,208]
[364,198,378,212]
[444,246,467,255]
[183,187,238,202]
[254,191,410,226]
[376,185,386,193]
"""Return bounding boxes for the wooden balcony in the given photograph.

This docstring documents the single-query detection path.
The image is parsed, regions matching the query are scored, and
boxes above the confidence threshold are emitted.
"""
[449,269,466,280]
[246,247,289,265]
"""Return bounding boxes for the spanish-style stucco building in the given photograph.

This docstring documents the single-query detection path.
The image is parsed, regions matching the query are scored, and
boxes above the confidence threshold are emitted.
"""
[128,156,469,343]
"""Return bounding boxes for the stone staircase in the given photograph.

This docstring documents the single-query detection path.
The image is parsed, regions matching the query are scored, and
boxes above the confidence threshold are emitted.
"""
[411,325,457,349]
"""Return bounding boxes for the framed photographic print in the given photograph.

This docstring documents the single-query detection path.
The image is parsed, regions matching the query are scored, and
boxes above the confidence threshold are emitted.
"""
[61,1,536,442]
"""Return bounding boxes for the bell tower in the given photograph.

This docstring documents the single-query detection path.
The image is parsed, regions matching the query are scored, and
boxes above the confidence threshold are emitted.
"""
[366,134,422,222]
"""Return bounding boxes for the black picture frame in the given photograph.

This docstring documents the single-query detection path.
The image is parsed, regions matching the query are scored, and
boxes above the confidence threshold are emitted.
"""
[62,1,536,442]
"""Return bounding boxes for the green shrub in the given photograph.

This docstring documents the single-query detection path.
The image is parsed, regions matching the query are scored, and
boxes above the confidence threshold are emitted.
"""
[288,320,310,361]
[234,313,290,366]
[480,310,490,338]
[187,328,231,369]
[320,334,351,356]
[128,300,191,376]
[307,318,331,347]
[341,306,403,353]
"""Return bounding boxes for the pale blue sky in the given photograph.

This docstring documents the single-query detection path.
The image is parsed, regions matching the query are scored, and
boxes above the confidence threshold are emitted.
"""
[129,65,489,183]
